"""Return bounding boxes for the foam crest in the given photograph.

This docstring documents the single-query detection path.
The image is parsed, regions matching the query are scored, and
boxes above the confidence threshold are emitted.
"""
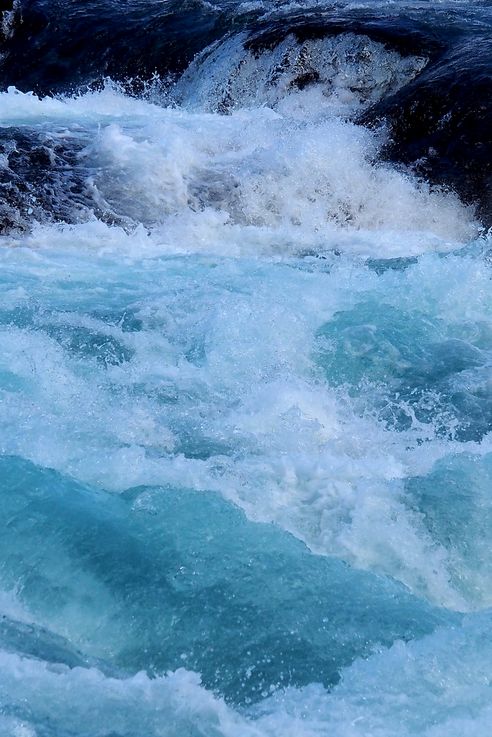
[254,613,492,737]
[0,85,477,253]
[81,97,478,249]
[0,653,257,737]
[2,613,492,737]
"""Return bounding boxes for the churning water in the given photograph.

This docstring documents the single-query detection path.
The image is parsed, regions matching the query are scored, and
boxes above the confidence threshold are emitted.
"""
[1,1,492,735]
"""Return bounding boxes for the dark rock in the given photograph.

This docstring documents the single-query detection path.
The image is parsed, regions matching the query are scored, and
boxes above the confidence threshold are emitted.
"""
[362,37,492,225]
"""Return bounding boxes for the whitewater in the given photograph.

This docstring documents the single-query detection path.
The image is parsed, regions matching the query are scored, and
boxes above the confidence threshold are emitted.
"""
[1,1,492,735]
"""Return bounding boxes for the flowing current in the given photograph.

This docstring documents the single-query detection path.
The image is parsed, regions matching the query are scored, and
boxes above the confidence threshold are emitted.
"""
[1,1,492,735]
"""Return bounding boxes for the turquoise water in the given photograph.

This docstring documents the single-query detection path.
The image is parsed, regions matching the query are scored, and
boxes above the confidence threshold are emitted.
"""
[0,78,491,735]
[317,249,492,441]
[0,455,451,703]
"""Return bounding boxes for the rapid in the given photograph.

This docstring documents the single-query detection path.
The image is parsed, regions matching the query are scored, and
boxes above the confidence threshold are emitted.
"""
[1,2,492,735]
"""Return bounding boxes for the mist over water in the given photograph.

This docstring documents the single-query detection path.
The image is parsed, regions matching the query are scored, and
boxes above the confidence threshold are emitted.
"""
[1,2,492,736]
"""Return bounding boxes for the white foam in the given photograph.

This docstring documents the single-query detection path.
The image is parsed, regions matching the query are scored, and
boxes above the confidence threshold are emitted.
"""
[0,85,477,256]
[0,652,259,737]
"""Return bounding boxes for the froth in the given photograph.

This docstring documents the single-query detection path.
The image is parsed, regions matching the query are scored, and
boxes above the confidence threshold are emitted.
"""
[0,85,478,254]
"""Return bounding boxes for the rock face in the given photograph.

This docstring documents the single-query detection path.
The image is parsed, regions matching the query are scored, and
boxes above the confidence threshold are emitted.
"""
[363,37,492,226]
